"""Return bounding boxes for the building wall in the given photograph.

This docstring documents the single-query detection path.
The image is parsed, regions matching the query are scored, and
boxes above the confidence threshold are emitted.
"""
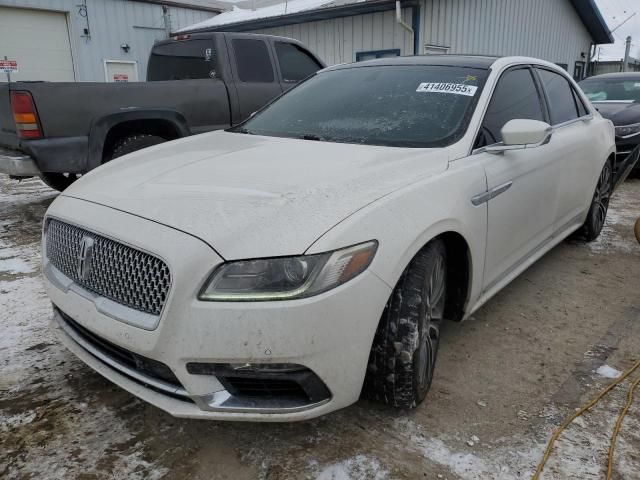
[421,0,593,78]
[0,0,216,81]
[249,0,593,79]
[252,7,414,65]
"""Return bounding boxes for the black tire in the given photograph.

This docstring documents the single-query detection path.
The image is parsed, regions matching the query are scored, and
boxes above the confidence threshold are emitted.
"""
[39,173,80,192]
[576,160,613,242]
[105,134,167,162]
[363,239,447,408]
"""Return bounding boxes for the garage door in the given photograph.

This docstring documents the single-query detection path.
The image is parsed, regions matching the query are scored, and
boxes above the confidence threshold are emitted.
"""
[0,7,75,82]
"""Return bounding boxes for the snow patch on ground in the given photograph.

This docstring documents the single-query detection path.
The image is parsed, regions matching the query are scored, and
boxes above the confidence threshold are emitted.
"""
[596,364,622,379]
[0,257,34,274]
[314,454,389,480]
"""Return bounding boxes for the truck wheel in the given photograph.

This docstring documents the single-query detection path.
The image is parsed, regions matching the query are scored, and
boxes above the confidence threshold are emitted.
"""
[363,239,447,408]
[39,173,80,192]
[106,134,167,161]
[576,160,613,242]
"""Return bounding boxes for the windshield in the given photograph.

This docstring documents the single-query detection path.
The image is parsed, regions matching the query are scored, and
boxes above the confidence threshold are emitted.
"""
[579,76,640,102]
[234,65,488,148]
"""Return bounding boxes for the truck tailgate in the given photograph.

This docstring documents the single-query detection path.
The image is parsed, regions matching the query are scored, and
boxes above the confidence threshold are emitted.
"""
[0,83,19,150]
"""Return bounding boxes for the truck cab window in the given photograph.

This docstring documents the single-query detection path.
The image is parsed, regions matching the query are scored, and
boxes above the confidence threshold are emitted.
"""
[274,42,322,82]
[232,39,274,83]
[147,40,215,81]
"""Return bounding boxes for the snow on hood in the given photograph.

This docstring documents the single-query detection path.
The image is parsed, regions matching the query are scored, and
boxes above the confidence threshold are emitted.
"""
[61,130,448,260]
[178,0,366,31]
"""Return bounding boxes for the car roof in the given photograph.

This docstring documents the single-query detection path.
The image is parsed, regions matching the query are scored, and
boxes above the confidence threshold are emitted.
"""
[326,54,500,71]
[582,72,640,80]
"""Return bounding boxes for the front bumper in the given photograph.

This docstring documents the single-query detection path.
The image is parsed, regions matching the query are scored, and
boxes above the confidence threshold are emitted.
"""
[44,196,392,421]
[0,146,40,176]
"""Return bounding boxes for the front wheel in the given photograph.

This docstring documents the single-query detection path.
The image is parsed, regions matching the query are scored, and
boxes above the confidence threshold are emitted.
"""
[363,239,447,408]
[576,161,613,242]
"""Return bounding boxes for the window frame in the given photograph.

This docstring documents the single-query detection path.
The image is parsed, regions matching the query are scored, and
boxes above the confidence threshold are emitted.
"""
[533,66,593,128]
[472,65,549,150]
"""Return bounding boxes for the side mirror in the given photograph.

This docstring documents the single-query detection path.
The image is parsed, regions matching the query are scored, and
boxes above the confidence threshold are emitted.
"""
[486,119,553,154]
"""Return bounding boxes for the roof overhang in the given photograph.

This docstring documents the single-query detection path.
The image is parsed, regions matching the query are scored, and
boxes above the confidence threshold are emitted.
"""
[569,0,613,44]
[182,0,417,33]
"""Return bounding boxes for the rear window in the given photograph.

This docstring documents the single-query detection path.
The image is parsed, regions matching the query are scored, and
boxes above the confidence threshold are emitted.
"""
[275,42,322,82]
[579,76,640,102]
[537,68,579,125]
[147,40,215,81]
[232,39,274,83]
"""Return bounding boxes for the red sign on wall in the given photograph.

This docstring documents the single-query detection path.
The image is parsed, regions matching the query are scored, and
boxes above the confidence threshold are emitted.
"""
[0,60,18,74]
[113,73,129,82]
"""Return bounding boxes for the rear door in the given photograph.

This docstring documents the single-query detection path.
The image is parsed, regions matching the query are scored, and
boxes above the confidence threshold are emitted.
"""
[272,41,324,92]
[534,67,595,231]
[228,37,282,121]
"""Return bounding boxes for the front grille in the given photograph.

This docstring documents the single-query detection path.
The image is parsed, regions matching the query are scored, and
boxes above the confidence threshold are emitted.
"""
[58,308,190,401]
[46,219,171,316]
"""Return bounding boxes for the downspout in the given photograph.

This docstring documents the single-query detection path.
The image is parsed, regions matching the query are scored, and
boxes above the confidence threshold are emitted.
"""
[396,1,415,55]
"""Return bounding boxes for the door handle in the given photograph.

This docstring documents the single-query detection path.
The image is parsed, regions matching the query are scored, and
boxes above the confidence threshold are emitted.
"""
[471,181,513,206]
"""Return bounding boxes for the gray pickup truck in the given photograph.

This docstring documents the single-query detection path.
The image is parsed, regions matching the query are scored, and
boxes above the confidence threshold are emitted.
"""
[0,32,324,190]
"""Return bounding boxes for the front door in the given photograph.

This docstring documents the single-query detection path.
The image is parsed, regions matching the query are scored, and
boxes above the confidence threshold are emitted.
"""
[474,66,561,292]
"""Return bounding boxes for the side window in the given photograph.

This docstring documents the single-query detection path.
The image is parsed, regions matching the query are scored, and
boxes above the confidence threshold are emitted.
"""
[536,68,579,125]
[147,40,215,81]
[232,39,274,83]
[275,42,322,82]
[478,68,545,146]
[572,88,589,117]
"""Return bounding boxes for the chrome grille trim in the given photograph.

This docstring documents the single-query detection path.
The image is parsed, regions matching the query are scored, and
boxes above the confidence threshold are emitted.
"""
[45,219,171,316]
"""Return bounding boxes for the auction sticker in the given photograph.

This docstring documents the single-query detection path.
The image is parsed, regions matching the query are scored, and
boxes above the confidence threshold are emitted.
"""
[416,82,477,96]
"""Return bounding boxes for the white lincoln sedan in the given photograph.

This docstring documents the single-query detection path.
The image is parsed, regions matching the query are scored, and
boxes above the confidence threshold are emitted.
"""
[43,55,616,421]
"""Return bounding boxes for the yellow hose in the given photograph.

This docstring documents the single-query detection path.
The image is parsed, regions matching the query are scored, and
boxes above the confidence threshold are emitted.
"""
[532,358,640,479]
[607,375,640,479]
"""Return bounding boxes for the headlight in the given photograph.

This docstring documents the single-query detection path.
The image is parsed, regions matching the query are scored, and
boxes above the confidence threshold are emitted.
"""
[615,123,640,138]
[199,241,378,301]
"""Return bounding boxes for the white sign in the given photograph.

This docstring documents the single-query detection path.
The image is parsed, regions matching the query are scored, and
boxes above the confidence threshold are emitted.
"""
[0,59,18,74]
[416,82,478,96]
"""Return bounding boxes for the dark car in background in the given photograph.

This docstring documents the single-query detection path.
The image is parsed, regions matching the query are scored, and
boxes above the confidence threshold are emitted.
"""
[0,32,324,191]
[580,73,640,178]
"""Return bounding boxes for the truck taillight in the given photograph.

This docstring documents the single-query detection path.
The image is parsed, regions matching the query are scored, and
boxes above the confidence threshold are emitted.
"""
[10,91,42,139]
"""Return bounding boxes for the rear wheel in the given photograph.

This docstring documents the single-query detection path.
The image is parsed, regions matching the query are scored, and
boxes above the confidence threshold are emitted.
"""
[105,134,167,162]
[576,160,613,242]
[363,239,447,408]
[39,173,81,192]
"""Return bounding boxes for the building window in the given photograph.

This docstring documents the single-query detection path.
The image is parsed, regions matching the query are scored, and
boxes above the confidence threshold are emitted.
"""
[555,63,568,71]
[356,49,400,62]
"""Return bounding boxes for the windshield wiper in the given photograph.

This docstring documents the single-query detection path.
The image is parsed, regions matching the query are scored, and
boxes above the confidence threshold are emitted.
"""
[299,133,326,141]
[237,127,255,135]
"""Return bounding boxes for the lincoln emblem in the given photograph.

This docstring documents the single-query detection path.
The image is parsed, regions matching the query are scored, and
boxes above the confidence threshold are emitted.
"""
[77,236,95,280]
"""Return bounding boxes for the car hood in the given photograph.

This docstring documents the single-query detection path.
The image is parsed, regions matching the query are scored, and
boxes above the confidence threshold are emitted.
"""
[63,131,449,260]
[593,101,640,126]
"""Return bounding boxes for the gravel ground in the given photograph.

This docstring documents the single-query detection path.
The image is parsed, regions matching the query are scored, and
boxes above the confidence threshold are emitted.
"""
[1,174,639,480]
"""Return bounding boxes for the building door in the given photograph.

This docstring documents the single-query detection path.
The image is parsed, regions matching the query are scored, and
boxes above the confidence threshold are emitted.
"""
[573,61,585,81]
[0,6,75,82]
